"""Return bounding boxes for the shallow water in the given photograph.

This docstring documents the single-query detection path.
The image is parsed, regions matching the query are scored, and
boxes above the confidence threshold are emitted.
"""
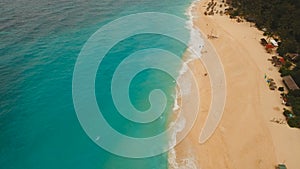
[0,0,196,168]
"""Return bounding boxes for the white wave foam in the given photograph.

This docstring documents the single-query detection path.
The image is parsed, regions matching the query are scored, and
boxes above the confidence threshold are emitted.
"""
[172,91,180,111]
[168,112,198,169]
[186,0,204,60]
[168,117,186,169]
[168,1,203,169]
[174,0,204,104]
[179,62,189,76]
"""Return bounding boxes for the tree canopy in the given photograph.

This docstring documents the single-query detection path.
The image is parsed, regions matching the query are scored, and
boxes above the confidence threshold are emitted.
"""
[228,0,300,56]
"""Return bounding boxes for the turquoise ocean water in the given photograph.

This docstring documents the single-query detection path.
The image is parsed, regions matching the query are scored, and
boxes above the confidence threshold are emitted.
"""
[0,0,194,168]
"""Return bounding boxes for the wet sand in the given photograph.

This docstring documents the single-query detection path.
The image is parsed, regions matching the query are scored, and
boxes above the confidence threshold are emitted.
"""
[171,0,300,168]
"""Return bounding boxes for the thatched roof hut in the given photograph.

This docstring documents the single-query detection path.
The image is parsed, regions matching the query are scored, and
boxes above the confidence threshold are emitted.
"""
[282,75,299,91]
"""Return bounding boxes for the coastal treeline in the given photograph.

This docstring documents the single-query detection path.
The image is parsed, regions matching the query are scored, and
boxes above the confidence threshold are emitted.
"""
[284,90,300,128]
[226,0,300,128]
[227,0,300,55]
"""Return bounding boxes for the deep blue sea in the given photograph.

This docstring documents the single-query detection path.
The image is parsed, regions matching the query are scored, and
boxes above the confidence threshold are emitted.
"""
[0,0,193,168]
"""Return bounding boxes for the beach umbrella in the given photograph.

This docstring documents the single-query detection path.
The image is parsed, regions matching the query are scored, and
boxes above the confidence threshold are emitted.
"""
[266,44,274,49]
[279,57,285,64]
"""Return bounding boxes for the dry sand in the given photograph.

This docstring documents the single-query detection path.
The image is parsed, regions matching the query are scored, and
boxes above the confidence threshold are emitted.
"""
[171,0,300,168]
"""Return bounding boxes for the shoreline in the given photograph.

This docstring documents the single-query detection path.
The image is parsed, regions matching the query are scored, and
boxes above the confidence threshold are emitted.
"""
[170,0,300,168]
[168,0,208,168]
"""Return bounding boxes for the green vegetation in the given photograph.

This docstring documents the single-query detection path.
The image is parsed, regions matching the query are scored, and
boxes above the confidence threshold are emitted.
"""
[279,66,292,77]
[227,0,300,57]
[226,0,300,128]
[290,61,300,85]
[284,89,300,128]
[287,116,300,128]
[278,61,293,77]
[287,90,300,115]
[283,109,292,118]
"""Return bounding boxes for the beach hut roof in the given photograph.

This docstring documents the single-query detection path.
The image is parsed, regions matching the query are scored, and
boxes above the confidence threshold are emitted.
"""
[270,39,278,47]
[282,75,299,91]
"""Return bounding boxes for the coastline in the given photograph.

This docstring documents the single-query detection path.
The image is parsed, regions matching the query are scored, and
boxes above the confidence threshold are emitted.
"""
[170,0,300,168]
[168,0,208,168]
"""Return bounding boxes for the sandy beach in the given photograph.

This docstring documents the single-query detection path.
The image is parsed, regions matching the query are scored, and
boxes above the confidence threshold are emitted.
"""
[171,0,300,168]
